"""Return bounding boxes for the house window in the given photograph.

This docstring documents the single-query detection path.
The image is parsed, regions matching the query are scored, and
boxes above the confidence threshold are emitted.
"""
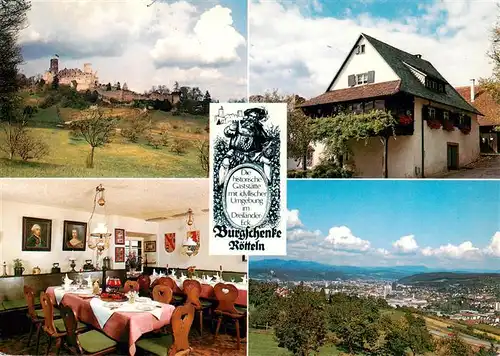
[353,103,363,114]
[428,107,436,119]
[443,111,449,121]
[364,101,374,111]
[357,73,368,85]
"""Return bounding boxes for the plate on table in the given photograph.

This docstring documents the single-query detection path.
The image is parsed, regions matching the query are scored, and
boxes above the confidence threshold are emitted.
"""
[103,302,121,309]
[135,304,155,312]
[100,293,128,302]
[136,297,152,303]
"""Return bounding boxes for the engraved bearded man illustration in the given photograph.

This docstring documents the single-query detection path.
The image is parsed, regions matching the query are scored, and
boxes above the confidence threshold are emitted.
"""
[218,107,275,185]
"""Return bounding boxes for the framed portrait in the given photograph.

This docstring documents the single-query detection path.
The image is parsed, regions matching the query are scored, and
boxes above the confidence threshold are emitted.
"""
[164,233,175,253]
[115,247,125,263]
[62,220,87,251]
[144,241,156,252]
[22,217,52,251]
[115,228,125,245]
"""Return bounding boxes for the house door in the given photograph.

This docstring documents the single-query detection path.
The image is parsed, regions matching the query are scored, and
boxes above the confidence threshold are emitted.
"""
[447,143,459,170]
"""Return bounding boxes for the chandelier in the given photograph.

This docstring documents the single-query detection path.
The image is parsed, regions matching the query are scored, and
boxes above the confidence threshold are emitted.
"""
[181,209,199,257]
[87,184,111,269]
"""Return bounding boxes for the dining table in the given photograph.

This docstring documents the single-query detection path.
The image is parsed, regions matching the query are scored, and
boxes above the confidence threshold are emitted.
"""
[45,286,175,356]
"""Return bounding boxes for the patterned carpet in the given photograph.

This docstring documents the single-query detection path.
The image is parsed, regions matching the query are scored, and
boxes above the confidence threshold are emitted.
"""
[0,328,246,356]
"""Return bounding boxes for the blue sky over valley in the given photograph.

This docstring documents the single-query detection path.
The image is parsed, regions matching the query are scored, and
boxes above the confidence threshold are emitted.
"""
[249,0,498,98]
[264,180,500,269]
[19,0,247,101]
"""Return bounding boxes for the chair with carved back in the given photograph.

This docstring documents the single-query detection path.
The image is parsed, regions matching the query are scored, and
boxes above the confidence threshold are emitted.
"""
[213,283,246,350]
[136,304,195,356]
[137,274,151,296]
[59,305,117,355]
[158,277,184,304]
[40,292,87,355]
[24,286,60,354]
[123,280,139,293]
[152,285,173,304]
[183,280,212,336]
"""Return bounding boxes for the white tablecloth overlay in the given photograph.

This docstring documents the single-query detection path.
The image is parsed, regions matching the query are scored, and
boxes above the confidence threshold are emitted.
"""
[89,298,163,329]
[53,287,94,304]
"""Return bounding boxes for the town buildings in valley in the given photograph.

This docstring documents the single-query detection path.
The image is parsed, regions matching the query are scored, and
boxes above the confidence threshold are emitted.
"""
[292,34,481,178]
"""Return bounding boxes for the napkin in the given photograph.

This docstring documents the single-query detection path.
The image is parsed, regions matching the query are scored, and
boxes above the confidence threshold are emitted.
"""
[86,276,93,288]
[241,274,248,284]
[152,269,158,277]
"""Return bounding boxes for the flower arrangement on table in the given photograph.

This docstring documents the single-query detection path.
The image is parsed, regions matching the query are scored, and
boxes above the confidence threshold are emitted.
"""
[442,120,454,132]
[426,119,442,130]
[126,290,138,304]
[187,265,196,279]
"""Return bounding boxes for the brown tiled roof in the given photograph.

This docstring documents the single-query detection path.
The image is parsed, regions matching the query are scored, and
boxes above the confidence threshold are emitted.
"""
[301,80,401,107]
[455,86,498,126]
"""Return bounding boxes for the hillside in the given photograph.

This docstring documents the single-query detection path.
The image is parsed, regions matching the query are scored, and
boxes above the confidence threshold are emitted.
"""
[398,272,500,286]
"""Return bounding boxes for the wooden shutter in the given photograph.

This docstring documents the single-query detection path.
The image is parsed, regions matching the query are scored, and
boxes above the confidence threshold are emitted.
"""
[367,71,375,83]
[348,75,356,87]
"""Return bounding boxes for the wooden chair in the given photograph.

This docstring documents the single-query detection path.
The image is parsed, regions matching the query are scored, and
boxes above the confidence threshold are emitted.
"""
[24,286,60,355]
[137,274,151,296]
[136,304,195,356]
[40,292,87,355]
[157,277,184,304]
[213,283,246,350]
[59,305,117,355]
[183,280,212,337]
[123,280,139,293]
[152,285,173,304]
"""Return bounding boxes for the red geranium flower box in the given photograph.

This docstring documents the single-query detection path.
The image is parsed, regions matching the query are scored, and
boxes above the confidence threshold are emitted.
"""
[442,120,454,132]
[427,119,441,130]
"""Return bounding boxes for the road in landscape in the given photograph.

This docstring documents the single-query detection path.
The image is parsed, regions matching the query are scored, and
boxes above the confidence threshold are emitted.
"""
[430,329,500,349]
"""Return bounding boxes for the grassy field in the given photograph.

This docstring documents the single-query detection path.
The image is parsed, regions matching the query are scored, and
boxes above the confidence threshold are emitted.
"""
[1,105,208,177]
[249,329,342,356]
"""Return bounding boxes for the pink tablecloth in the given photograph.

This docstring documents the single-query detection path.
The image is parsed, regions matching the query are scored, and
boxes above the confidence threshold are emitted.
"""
[46,287,175,356]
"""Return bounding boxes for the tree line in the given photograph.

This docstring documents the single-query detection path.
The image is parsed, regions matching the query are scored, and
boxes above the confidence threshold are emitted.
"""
[249,280,498,356]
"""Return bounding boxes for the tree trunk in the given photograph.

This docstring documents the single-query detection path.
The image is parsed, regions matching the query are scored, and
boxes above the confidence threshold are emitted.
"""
[88,146,95,168]
[302,153,307,171]
[383,135,389,178]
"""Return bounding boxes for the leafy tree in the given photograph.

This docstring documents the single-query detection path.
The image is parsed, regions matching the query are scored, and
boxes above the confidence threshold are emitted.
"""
[202,90,211,114]
[288,108,314,171]
[312,110,397,177]
[383,318,410,356]
[274,284,327,356]
[69,107,117,168]
[173,81,180,91]
[405,313,434,355]
[106,82,112,91]
[51,75,59,90]
[435,333,473,356]
[170,138,189,155]
[121,110,151,143]
[116,81,121,90]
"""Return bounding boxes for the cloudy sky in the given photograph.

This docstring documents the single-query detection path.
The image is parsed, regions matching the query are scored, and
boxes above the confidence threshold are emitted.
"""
[19,0,247,101]
[256,180,500,269]
[249,0,498,98]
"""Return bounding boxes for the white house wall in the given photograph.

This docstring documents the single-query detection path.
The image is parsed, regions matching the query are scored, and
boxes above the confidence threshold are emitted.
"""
[415,98,480,177]
[329,36,399,91]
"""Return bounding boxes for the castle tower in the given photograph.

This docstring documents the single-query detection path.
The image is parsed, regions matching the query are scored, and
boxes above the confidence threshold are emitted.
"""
[50,58,58,75]
[83,63,92,74]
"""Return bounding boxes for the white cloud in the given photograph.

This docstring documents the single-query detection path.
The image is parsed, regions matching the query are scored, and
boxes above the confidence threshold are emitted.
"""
[325,226,371,251]
[19,0,246,100]
[393,235,419,253]
[485,232,500,256]
[376,248,391,256]
[249,0,496,97]
[421,241,481,259]
[288,228,322,242]
[287,209,303,229]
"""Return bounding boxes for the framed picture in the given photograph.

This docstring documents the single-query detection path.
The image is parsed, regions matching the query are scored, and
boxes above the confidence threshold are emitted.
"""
[62,220,87,251]
[164,233,175,253]
[242,255,247,262]
[115,228,125,245]
[115,247,125,263]
[22,217,52,251]
[144,241,156,252]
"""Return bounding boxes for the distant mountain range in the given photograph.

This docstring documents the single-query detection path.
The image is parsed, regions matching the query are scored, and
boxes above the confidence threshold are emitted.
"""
[398,272,500,286]
[249,259,500,282]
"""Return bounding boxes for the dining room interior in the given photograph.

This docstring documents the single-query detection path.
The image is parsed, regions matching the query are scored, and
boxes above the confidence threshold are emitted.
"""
[0,178,248,356]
